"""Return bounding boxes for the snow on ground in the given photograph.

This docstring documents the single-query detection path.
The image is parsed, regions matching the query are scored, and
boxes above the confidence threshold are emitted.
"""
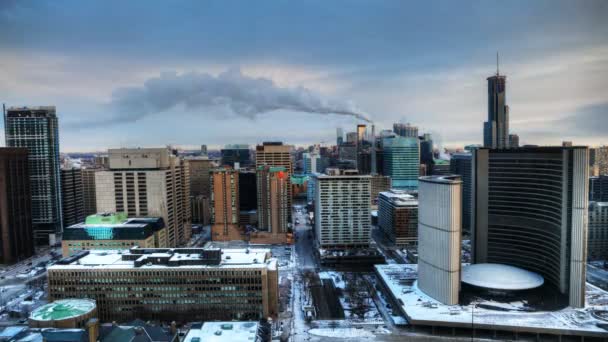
[308,328,375,339]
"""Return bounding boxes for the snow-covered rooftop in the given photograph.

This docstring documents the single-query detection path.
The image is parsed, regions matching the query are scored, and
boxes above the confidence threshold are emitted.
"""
[184,322,259,342]
[462,263,544,290]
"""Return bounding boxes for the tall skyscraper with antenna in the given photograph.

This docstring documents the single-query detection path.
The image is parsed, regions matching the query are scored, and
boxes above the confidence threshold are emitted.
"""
[483,54,510,149]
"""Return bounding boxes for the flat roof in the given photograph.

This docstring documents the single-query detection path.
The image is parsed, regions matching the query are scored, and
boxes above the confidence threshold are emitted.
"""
[184,322,259,342]
[462,263,544,290]
[30,299,96,321]
[48,248,276,271]
[419,175,462,184]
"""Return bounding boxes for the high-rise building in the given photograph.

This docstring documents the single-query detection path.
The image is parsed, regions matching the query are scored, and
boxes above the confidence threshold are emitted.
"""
[472,147,588,307]
[238,168,257,212]
[593,146,608,175]
[383,136,420,190]
[0,148,34,263]
[338,143,357,162]
[81,169,98,216]
[191,195,211,225]
[370,175,391,204]
[357,124,366,145]
[60,168,86,228]
[336,128,344,145]
[509,134,520,148]
[590,175,608,202]
[187,157,214,197]
[4,106,62,244]
[346,132,358,144]
[417,175,462,305]
[95,148,191,247]
[200,144,208,157]
[255,142,293,214]
[314,172,371,249]
[210,167,241,241]
[588,202,608,260]
[303,151,321,174]
[483,67,510,149]
[378,190,418,246]
[61,213,167,256]
[221,144,251,167]
[48,247,278,322]
[393,123,418,138]
[449,153,472,234]
[256,166,289,234]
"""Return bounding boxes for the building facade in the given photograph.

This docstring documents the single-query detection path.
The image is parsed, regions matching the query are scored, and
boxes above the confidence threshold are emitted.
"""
[255,142,293,214]
[417,175,462,305]
[61,212,167,256]
[81,169,98,216]
[60,168,86,228]
[449,153,472,234]
[187,157,214,197]
[370,175,391,204]
[378,190,418,246]
[0,148,34,263]
[221,144,251,167]
[314,172,371,249]
[210,167,241,241]
[48,247,278,322]
[483,72,510,149]
[472,147,588,307]
[256,166,289,234]
[590,175,608,202]
[191,195,211,225]
[393,123,418,138]
[588,202,608,260]
[95,148,191,247]
[4,106,62,244]
[383,136,420,190]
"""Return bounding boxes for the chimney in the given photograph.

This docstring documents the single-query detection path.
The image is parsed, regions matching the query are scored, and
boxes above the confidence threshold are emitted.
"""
[87,318,99,342]
[371,124,377,175]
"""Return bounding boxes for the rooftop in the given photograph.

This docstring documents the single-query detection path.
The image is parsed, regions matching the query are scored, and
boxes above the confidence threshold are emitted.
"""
[184,321,259,342]
[379,190,418,206]
[461,263,544,290]
[30,299,96,321]
[419,174,462,184]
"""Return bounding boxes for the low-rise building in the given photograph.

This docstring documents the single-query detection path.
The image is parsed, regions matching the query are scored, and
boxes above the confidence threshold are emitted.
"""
[48,247,278,322]
[184,321,264,342]
[378,190,418,246]
[61,213,167,257]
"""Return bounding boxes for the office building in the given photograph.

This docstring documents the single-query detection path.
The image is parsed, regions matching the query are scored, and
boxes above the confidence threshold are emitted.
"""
[419,133,434,171]
[0,148,34,263]
[255,142,293,214]
[417,175,462,305]
[303,151,325,174]
[590,175,608,202]
[370,175,391,204]
[210,167,242,241]
[47,247,279,322]
[60,168,86,228]
[238,168,257,211]
[81,169,98,216]
[187,157,214,197]
[221,144,251,167]
[200,144,208,157]
[588,202,608,260]
[336,128,344,145]
[184,322,264,342]
[431,159,450,175]
[383,136,420,190]
[472,147,589,307]
[449,153,472,234]
[256,166,289,235]
[594,146,608,175]
[509,134,520,148]
[4,106,62,244]
[95,148,191,247]
[313,172,371,249]
[357,124,366,145]
[346,132,358,144]
[483,67,510,149]
[378,190,418,246]
[61,212,167,256]
[338,143,357,162]
[393,123,418,138]
[191,195,211,225]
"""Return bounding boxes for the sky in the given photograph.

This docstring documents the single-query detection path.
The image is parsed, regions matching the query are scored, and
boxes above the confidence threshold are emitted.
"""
[1,0,607,152]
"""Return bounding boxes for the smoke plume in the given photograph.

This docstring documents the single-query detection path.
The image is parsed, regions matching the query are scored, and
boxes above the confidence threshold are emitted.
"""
[106,68,370,124]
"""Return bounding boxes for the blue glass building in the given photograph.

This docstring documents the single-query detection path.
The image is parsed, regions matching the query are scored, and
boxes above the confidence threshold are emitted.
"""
[382,136,420,190]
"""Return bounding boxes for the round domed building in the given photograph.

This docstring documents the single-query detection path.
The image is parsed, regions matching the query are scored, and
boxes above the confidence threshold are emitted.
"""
[29,299,97,329]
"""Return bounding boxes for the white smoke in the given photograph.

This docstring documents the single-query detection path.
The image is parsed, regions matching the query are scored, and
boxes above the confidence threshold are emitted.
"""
[105,68,370,124]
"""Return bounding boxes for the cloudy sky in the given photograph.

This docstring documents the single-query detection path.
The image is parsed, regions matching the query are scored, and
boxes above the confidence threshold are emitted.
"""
[1,1,607,152]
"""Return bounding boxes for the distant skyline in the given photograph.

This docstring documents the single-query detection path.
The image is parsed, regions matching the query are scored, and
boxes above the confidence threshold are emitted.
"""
[1,1,607,152]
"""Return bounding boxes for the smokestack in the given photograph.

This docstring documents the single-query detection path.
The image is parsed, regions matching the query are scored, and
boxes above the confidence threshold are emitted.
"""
[371,124,377,175]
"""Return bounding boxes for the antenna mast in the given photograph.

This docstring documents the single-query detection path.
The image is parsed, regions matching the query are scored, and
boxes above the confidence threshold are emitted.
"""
[496,52,500,76]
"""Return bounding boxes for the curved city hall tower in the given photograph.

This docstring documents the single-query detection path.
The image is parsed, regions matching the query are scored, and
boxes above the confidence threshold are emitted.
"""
[472,147,589,308]
[418,175,462,305]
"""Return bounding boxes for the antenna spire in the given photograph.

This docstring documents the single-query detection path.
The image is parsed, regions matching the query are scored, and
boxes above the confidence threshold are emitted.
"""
[496,51,500,76]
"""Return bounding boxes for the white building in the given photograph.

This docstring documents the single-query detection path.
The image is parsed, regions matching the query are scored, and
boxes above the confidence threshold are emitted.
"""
[313,171,371,249]
[417,175,462,305]
[95,148,191,247]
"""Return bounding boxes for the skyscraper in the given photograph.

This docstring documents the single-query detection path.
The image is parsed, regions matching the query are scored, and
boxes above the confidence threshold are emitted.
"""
[590,175,608,202]
[588,202,608,260]
[187,157,214,197]
[221,144,251,167]
[483,63,510,149]
[509,134,520,148]
[417,175,462,305]
[382,136,420,190]
[255,142,293,214]
[419,133,434,173]
[378,190,418,246]
[4,106,62,244]
[60,168,86,228]
[95,148,191,247]
[210,167,241,241]
[472,147,589,307]
[0,148,34,263]
[449,153,472,234]
[346,132,358,144]
[81,169,98,216]
[393,123,418,138]
[357,124,366,145]
[336,127,344,145]
[256,166,289,235]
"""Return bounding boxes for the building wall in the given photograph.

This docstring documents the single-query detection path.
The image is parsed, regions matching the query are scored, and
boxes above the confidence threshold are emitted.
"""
[417,176,462,305]
[0,148,34,263]
[5,106,62,244]
[377,192,418,246]
[61,168,85,228]
[257,167,289,235]
[81,169,98,216]
[370,175,391,204]
[590,175,608,202]
[449,153,472,234]
[61,232,165,257]
[210,169,242,240]
[314,175,371,249]
[255,143,293,213]
[383,136,420,190]
[188,158,213,197]
[588,202,608,260]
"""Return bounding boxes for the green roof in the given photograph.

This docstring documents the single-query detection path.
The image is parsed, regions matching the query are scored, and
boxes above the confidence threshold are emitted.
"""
[30,299,96,321]
[85,212,128,225]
